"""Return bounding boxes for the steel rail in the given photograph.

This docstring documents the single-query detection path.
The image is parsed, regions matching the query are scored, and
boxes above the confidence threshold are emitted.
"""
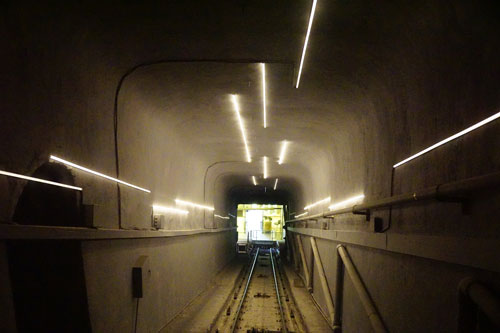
[270,249,288,333]
[286,171,500,224]
[231,247,260,333]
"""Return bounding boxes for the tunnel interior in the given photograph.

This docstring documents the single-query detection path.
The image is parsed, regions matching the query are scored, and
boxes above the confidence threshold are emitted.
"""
[1,1,500,332]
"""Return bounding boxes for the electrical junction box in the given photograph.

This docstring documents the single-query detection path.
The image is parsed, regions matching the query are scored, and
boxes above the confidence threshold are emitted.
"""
[132,255,149,298]
[152,214,165,230]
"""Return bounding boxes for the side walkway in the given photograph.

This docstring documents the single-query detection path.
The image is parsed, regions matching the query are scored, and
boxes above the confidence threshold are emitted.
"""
[160,255,247,332]
[161,253,331,332]
[282,263,332,332]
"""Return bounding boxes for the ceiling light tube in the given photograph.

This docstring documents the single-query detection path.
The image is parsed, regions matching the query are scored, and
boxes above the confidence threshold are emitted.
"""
[153,204,189,215]
[263,156,268,179]
[0,170,82,191]
[261,63,267,128]
[175,199,214,211]
[50,155,150,193]
[278,140,289,165]
[252,176,257,186]
[328,194,365,211]
[214,214,230,220]
[231,95,252,163]
[296,0,318,88]
[273,178,278,190]
[394,111,500,168]
[295,212,308,218]
[228,213,236,218]
[304,196,331,210]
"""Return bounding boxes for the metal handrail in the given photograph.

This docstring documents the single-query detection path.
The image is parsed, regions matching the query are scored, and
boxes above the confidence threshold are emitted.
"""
[458,277,500,331]
[334,245,387,333]
[286,171,500,224]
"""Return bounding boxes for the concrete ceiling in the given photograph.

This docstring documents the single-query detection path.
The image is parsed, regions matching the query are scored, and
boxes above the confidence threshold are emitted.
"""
[2,0,499,226]
[109,0,376,209]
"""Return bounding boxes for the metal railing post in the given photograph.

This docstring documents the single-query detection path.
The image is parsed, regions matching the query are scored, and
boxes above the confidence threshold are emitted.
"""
[289,231,300,272]
[459,277,500,330]
[333,244,344,332]
[296,234,312,291]
[310,237,335,325]
[337,245,387,333]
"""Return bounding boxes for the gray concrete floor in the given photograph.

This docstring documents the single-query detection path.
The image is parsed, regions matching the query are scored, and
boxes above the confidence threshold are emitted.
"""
[283,264,333,332]
[161,254,331,332]
[160,255,247,332]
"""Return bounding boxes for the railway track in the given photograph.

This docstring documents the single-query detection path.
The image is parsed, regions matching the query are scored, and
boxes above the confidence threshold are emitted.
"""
[211,245,306,332]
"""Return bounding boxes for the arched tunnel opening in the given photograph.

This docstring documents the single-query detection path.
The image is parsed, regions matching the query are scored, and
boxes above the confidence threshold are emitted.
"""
[1,1,500,332]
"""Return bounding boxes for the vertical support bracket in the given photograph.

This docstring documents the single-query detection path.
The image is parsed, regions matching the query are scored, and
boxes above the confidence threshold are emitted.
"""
[310,237,335,326]
[334,245,344,332]
[296,234,312,291]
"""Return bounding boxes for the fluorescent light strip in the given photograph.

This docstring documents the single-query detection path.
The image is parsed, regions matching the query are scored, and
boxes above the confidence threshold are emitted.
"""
[273,178,278,190]
[261,63,267,128]
[295,212,308,218]
[296,0,318,88]
[214,214,230,220]
[304,196,331,210]
[278,140,289,165]
[153,204,189,215]
[231,95,252,163]
[175,199,214,211]
[394,111,500,168]
[328,194,365,211]
[263,156,268,179]
[50,155,150,193]
[228,213,236,218]
[252,176,257,186]
[0,170,82,191]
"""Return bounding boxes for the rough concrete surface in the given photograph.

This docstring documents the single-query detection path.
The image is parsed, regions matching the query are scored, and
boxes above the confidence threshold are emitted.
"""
[82,231,235,332]
[0,1,499,332]
[161,255,247,332]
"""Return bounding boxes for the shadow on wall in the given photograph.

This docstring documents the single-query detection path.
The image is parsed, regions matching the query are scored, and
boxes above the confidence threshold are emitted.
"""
[7,162,91,332]
[7,240,92,333]
[12,162,82,227]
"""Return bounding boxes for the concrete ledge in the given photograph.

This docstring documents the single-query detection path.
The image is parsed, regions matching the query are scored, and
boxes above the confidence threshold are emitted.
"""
[0,224,236,240]
[288,227,500,273]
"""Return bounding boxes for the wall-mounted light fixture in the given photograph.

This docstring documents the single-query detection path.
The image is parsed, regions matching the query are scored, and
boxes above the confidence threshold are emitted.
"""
[263,156,268,179]
[304,196,331,210]
[296,0,318,88]
[278,141,289,165]
[175,199,214,211]
[328,194,365,211]
[231,95,252,163]
[393,111,500,168]
[295,211,308,218]
[0,170,82,191]
[152,204,188,215]
[50,155,150,193]
[261,63,267,128]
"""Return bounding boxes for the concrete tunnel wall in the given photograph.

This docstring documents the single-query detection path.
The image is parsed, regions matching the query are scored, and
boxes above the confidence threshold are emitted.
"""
[82,232,235,332]
[0,1,500,332]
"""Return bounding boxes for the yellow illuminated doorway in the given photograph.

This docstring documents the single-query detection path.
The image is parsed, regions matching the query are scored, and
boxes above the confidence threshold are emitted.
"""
[236,204,284,241]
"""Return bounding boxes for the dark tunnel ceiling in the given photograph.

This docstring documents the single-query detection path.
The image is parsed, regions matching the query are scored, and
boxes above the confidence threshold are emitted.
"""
[6,0,499,210]
[110,0,380,199]
[120,62,332,192]
[110,0,500,204]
